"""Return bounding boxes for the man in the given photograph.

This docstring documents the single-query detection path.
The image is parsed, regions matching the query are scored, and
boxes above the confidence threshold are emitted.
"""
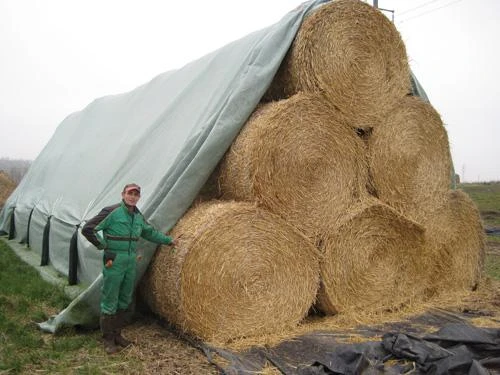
[82,183,176,354]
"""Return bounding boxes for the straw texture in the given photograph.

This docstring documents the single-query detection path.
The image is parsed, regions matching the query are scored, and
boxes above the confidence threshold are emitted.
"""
[143,0,486,342]
[368,95,453,221]
[142,200,320,342]
[264,0,410,128]
[219,92,369,239]
[423,189,486,293]
[316,197,426,315]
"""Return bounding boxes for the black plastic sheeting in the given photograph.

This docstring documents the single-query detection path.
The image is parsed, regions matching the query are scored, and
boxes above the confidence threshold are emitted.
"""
[68,226,79,286]
[485,228,500,236]
[199,313,500,374]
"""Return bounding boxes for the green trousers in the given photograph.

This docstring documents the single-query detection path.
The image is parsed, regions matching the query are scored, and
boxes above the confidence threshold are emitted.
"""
[101,250,136,314]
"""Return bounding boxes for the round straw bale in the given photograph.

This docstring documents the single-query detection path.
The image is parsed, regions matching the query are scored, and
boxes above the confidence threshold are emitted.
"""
[141,200,320,342]
[264,0,411,129]
[219,92,369,239]
[368,96,453,221]
[422,189,485,294]
[316,197,426,315]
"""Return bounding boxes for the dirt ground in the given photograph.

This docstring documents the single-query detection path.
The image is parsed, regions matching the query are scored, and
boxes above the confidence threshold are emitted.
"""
[120,316,220,374]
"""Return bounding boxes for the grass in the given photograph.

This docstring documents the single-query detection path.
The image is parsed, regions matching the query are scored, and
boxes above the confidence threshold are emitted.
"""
[459,181,500,226]
[0,240,143,374]
[485,256,500,280]
[459,182,500,280]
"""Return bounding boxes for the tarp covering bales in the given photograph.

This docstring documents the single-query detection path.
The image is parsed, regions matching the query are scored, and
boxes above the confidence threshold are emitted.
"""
[0,0,330,332]
[0,2,491,373]
[136,0,485,357]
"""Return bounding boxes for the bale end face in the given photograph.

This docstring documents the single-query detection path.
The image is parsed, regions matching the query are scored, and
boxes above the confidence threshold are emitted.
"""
[317,198,426,315]
[422,189,486,294]
[143,201,321,342]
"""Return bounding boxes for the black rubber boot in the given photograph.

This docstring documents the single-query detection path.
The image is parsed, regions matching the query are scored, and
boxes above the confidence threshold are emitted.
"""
[114,310,133,348]
[100,314,121,354]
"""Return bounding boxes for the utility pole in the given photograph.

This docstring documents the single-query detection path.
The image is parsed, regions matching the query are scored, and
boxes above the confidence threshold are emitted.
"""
[372,1,394,22]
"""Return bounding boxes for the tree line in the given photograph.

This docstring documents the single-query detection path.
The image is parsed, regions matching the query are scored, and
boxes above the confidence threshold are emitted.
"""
[0,158,32,184]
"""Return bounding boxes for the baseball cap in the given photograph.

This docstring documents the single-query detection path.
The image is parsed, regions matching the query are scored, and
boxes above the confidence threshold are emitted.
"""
[123,183,141,194]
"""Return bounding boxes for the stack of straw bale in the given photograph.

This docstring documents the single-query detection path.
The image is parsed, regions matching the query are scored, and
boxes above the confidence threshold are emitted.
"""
[144,0,485,342]
[141,201,320,342]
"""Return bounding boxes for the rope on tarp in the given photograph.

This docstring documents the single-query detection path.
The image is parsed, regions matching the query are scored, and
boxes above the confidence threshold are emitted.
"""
[68,225,80,285]
[26,207,35,247]
[8,207,16,240]
[41,215,52,266]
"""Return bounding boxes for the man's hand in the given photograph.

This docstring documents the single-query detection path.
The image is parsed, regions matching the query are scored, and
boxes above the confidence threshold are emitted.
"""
[104,250,116,266]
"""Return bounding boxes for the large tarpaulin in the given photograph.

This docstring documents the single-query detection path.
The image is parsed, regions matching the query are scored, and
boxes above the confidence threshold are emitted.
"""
[0,0,329,332]
[0,0,434,335]
[200,312,500,374]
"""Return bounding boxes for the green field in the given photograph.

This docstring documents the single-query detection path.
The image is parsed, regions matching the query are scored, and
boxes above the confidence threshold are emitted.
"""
[460,181,500,279]
[459,181,500,226]
[459,181,500,237]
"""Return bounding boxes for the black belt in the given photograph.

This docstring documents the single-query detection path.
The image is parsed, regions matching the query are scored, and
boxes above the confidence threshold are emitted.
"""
[106,235,139,242]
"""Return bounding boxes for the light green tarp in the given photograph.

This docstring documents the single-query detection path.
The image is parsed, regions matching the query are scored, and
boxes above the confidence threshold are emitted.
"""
[0,0,433,333]
[410,72,429,102]
[0,0,329,333]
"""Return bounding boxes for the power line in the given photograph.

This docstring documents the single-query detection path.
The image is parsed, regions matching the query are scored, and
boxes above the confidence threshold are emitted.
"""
[398,0,443,16]
[398,0,464,24]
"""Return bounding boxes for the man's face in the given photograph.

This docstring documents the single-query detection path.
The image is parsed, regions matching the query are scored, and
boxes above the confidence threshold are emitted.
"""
[122,189,141,206]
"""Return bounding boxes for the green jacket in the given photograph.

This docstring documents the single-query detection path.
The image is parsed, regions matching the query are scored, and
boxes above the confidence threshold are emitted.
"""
[82,201,173,252]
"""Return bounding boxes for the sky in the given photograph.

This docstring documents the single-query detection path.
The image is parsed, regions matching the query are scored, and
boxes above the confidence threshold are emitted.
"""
[0,0,498,182]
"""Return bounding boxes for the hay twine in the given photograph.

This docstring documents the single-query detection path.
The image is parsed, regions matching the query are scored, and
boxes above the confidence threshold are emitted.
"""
[316,197,427,315]
[422,189,486,294]
[264,0,411,128]
[368,95,453,221]
[219,92,369,239]
[142,200,320,343]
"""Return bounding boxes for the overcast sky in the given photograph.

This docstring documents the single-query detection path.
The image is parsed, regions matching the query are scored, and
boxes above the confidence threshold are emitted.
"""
[0,0,498,182]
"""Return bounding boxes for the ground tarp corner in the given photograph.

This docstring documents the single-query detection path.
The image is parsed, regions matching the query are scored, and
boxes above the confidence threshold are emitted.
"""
[201,311,500,374]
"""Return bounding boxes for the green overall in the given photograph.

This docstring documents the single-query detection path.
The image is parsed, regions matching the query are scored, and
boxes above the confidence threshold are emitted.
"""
[85,201,173,314]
